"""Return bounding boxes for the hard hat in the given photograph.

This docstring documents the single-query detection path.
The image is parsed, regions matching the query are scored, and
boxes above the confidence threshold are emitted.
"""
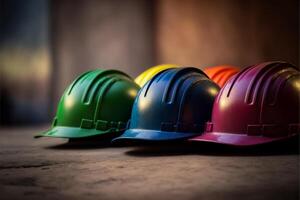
[190,61,300,146]
[35,69,140,139]
[204,65,239,87]
[113,67,220,142]
[135,64,178,87]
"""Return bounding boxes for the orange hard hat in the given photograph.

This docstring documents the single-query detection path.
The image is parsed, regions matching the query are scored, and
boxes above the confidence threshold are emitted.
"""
[204,65,239,87]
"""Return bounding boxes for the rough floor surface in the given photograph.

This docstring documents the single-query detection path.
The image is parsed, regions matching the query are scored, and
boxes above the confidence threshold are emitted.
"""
[0,126,299,200]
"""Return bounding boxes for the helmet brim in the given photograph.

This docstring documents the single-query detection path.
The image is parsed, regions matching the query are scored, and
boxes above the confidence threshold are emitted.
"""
[189,132,297,146]
[34,126,121,139]
[112,128,198,143]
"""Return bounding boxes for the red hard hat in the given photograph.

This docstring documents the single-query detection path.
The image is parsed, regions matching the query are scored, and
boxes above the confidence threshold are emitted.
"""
[190,61,300,146]
[204,65,239,87]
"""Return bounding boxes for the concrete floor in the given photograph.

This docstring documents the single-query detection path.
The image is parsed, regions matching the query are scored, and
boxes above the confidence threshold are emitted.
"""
[0,126,299,200]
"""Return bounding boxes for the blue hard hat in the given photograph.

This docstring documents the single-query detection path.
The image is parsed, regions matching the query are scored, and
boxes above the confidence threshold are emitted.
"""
[112,67,220,142]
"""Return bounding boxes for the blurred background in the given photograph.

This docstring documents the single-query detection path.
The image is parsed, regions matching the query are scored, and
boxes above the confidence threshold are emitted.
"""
[0,0,299,126]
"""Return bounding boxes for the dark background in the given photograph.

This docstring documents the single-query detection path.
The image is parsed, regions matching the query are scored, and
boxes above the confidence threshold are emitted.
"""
[0,0,299,126]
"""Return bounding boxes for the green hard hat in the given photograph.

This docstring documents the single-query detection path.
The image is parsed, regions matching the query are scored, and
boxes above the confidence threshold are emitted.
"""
[35,69,140,139]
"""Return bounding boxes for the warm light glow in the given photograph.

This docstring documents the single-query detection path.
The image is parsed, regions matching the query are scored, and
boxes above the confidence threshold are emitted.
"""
[293,79,300,90]
[208,87,219,96]
[64,96,74,108]
[219,98,229,110]
[128,89,138,98]
[0,46,50,82]
[138,99,150,111]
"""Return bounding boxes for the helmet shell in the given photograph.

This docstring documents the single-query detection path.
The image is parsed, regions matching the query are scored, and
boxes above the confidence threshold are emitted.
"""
[114,67,220,142]
[135,64,178,87]
[36,69,140,138]
[190,61,300,146]
[204,65,239,87]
